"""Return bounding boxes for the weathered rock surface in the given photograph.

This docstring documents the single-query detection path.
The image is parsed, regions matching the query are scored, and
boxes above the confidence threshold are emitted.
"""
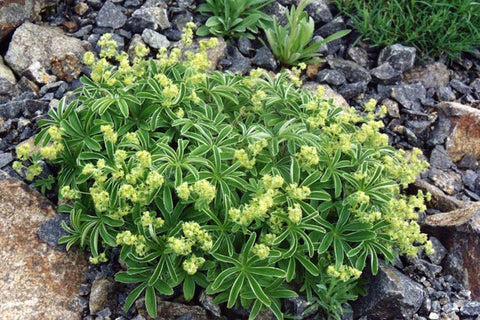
[89,277,116,315]
[5,22,86,82]
[136,299,208,320]
[353,261,424,319]
[0,170,87,319]
[378,44,416,73]
[434,102,480,162]
[302,82,349,110]
[0,0,57,43]
[403,63,450,89]
[0,56,16,84]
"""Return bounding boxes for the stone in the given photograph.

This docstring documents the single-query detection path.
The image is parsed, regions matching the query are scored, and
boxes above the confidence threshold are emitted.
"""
[430,145,454,170]
[316,68,346,86]
[403,63,450,89]
[0,151,13,167]
[427,236,448,265]
[141,29,170,49]
[131,0,170,31]
[224,46,250,75]
[347,46,369,67]
[352,261,424,319]
[311,35,329,54]
[382,98,400,118]
[428,168,461,195]
[317,16,346,38]
[199,291,221,318]
[327,58,371,83]
[252,46,277,70]
[414,179,465,212]
[464,170,478,191]
[0,56,16,84]
[436,86,456,102]
[75,2,89,15]
[38,213,70,251]
[136,299,208,320]
[5,22,86,82]
[263,2,287,26]
[424,202,480,228]
[305,0,332,23]
[24,60,57,84]
[302,82,349,109]
[460,301,480,317]
[89,277,116,315]
[237,36,252,56]
[337,81,368,99]
[0,0,57,43]
[284,296,318,318]
[435,102,480,162]
[205,37,227,70]
[0,170,87,318]
[378,44,416,73]
[450,79,471,95]
[96,1,126,29]
[370,62,402,82]
[390,82,426,110]
[128,34,145,61]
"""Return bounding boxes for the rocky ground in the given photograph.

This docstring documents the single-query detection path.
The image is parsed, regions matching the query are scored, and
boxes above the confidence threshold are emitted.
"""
[1,0,480,319]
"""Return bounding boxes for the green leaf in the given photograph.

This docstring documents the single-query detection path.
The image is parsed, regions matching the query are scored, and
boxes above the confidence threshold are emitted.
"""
[248,267,286,278]
[183,276,195,301]
[123,283,147,313]
[163,187,173,213]
[247,275,271,306]
[227,273,245,308]
[145,286,158,317]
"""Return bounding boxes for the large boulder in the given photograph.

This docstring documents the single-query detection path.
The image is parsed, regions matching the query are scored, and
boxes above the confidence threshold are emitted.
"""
[5,22,86,82]
[0,170,88,318]
[0,0,57,43]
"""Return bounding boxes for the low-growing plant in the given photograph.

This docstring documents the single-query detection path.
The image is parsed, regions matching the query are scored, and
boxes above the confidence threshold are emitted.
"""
[15,26,433,319]
[197,0,274,39]
[334,0,480,61]
[264,0,350,66]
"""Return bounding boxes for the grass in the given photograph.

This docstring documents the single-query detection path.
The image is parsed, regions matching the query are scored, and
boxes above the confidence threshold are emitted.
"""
[334,0,480,61]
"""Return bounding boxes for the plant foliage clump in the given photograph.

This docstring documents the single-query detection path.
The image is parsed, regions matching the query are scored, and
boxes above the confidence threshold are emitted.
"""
[335,0,480,61]
[15,28,432,319]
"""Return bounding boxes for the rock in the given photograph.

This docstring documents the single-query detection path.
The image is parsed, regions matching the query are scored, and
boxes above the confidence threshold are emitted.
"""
[311,35,329,54]
[284,296,318,318]
[370,62,402,82]
[403,63,450,89]
[24,60,57,84]
[317,16,346,38]
[205,37,227,70]
[96,1,126,29]
[131,0,170,31]
[141,29,170,49]
[424,202,480,228]
[0,151,13,167]
[428,113,451,147]
[463,170,478,191]
[127,34,145,61]
[382,98,400,118]
[450,79,471,95]
[347,46,369,67]
[427,236,448,265]
[224,46,250,75]
[390,82,426,110]
[414,179,465,212]
[199,291,221,318]
[0,56,16,84]
[436,86,456,102]
[460,301,480,317]
[430,145,454,170]
[136,300,208,320]
[5,22,86,82]
[305,0,332,23]
[0,170,87,318]
[378,44,416,73]
[435,102,480,162]
[89,278,116,315]
[302,82,349,109]
[316,68,346,86]
[252,46,277,70]
[427,168,461,195]
[75,2,89,15]
[237,36,252,56]
[337,81,368,99]
[352,261,424,319]
[327,58,371,83]
[0,0,57,43]
[263,2,287,26]
[38,213,70,251]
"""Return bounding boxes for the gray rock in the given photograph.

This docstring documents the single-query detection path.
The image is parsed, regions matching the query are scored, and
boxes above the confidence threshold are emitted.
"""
[382,98,400,118]
[0,78,14,95]
[224,47,250,75]
[327,58,371,83]
[371,62,402,82]
[0,56,16,84]
[428,114,451,147]
[347,46,369,67]
[430,145,454,170]
[38,213,70,251]
[24,61,57,84]
[317,69,346,86]
[460,301,480,316]
[458,155,478,170]
[450,79,471,95]
[237,36,252,56]
[96,1,126,29]
[352,261,424,319]
[436,86,456,101]
[337,81,368,99]
[0,151,13,168]
[0,99,48,119]
[199,291,221,318]
[428,167,461,195]
[89,278,116,315]
[403,63,450,89]
[124,0,142,7]
[141,29,170,49]
[284,296,318,318]
[390,82,426,110]
[127,34,145,61]
[172,11,193,31]
[305,0,332,23]
[263,2,287,26]
[464,170,478,190]
[378,44,416,73]
[131,0,170,31]
[136,299,208,320]
[318,16,346,38]
[5,22,86,82]
[178,0,195,9]
[311,35,329,54]
[252,46,277,70]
